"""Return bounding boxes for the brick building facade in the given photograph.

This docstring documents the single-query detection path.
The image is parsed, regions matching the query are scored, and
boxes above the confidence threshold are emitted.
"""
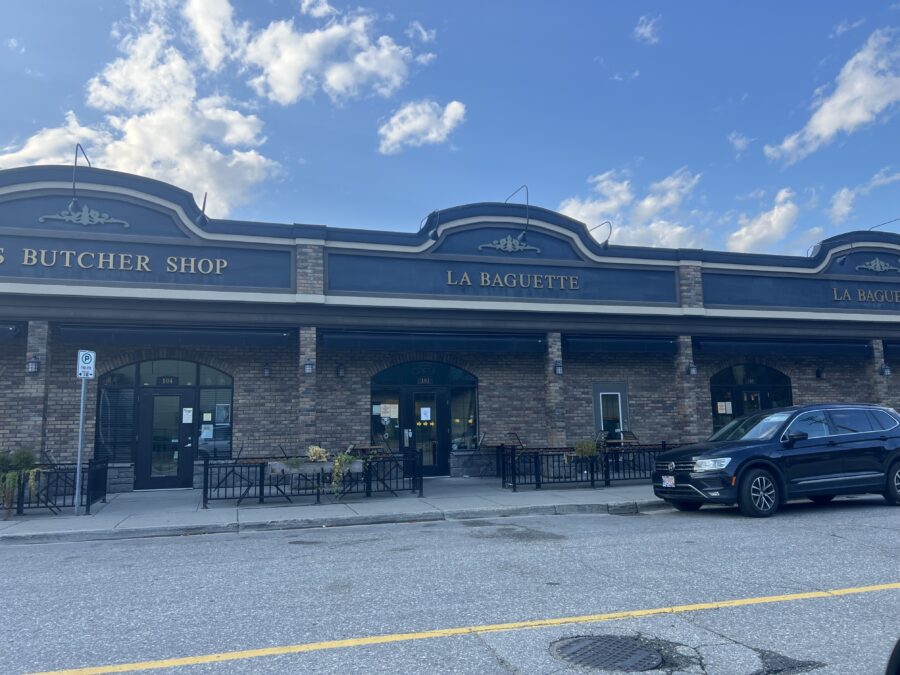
[2,165,900,493]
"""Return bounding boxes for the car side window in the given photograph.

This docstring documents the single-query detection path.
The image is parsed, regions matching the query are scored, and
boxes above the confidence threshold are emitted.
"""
[828,409,875,434]
[787,412,831,439]
[869,409,899,431]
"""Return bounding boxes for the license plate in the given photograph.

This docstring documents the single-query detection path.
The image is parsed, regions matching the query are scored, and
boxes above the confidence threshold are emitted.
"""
[661,475,675,488]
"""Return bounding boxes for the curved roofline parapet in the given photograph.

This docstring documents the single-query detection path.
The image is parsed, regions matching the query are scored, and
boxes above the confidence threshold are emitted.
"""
[2,164,900,269]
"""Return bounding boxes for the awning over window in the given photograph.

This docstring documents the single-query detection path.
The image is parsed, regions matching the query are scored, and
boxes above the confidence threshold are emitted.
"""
[58,325,296,347]
[321,331,546,353]
[693,338,872,358]
[563,335,677,354]
[0,323,21,341]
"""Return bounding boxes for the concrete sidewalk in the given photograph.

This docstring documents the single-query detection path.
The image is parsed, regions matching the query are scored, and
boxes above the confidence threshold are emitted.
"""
[0,478,665,544]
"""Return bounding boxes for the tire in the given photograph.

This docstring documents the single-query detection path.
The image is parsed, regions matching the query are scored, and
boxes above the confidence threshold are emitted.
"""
[738,468,780,518]
[670,500,703,512]
[809,495,835,505]
[885,461,900,506]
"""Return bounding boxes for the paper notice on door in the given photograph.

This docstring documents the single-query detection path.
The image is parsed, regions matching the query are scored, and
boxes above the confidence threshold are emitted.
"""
[420,407,431,421]
[717,402,727,414]
[182,408,193,424]
[200,424,214,440]
[725,402,733,414]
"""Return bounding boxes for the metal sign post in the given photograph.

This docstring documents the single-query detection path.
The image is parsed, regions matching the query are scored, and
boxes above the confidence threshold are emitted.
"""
[74,350,96,516]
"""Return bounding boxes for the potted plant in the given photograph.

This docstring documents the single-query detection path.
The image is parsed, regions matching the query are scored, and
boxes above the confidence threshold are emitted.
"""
[1,449,38,519]
[284,445,331,474]
[330,449,364,494]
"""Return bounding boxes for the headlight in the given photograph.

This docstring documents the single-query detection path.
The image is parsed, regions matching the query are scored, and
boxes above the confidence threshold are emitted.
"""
[693,457,731,472]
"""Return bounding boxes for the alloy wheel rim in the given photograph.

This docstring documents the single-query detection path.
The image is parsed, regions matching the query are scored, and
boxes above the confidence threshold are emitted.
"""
[894,468,900,494]
[750,475,776,511]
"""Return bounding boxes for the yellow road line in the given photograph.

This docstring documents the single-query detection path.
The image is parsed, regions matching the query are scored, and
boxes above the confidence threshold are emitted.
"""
[30,582,900,675]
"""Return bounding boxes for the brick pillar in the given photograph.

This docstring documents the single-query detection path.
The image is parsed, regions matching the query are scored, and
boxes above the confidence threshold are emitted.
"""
[870,339,890,406]
[21,321,50,454]
[298,326,318,446]
[545,332,567,446]
[675,335,704,443]
[678,264,704,308]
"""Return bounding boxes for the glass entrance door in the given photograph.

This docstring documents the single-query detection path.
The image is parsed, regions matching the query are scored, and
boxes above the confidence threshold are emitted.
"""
[413,392,443,475]
[371,387,452,476]
[136,389,196,489]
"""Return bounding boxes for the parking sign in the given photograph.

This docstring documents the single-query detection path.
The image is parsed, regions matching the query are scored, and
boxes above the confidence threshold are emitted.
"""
[77,350,96,379]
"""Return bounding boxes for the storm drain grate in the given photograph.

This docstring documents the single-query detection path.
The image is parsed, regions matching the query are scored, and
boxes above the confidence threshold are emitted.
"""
[552,635,663,671]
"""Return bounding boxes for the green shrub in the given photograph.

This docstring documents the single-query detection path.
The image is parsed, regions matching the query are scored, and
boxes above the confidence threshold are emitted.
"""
[573,440,599,458]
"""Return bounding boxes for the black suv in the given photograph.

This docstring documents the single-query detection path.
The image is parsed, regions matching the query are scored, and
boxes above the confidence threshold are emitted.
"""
[653,404,900,517]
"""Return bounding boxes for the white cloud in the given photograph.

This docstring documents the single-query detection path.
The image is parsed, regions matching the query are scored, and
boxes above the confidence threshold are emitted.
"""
[87,24,196,111]
[764,29,900,164]
[324,35,412,100]
[830,18,866,39]
[559,168,704,248]
[405,20,435,43]
[0,112,110,167]
[727,131,753,155]
[632,167,701,224]
[183,0,246,71]
[558,170,634,228]
[300,0,338,19]
[633,15,661,45]
[827,166,900,223]
[727,188,799,252]
[5,37,25,53]
[0,14,276,217]
[0,1,438,215]
[245,15,418,104]
[377,100,466,155]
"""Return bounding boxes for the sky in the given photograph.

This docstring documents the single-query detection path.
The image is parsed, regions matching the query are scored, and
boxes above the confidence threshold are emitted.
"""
[0,1,898,255]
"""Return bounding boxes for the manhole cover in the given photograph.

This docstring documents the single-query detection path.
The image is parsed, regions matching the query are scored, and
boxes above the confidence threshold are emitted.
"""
[552,635,663,671]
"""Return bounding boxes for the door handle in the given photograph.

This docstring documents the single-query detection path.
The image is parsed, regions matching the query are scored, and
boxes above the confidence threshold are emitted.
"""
[826,440,837,446]
[184,442,192,448]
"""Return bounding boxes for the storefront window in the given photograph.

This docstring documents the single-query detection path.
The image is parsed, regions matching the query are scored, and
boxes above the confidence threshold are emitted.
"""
[710,364,792,431]
[95,360,233,462]
[450,389,478,450]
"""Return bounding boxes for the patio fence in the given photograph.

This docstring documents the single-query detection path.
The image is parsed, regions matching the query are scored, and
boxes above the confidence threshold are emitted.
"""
[499,444,671,491]
[14,459,108,515]
[201,451,423,508]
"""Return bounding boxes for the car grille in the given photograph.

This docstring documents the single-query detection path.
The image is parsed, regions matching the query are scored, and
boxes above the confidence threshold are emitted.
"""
[654,460,695,473]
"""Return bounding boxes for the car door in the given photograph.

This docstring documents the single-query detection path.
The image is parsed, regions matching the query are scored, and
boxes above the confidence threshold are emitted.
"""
[824,408,888,490]
[779,410,836,496]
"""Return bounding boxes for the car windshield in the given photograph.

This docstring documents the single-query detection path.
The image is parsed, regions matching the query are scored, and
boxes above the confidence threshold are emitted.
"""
[709,411,792,442]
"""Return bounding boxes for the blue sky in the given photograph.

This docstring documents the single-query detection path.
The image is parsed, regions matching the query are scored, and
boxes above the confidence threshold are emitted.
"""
[0,1,898,254]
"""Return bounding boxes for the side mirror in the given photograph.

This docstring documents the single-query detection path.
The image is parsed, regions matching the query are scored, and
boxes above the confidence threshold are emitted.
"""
[783,431,808,446]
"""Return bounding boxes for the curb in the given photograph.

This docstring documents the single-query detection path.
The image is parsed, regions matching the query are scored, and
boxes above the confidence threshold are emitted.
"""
[0,498,669,545]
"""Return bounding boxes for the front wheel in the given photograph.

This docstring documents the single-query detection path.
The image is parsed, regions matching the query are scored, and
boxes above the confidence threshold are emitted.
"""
[670,500,703,512]
[738,469,780,517]
[885,461,900,506]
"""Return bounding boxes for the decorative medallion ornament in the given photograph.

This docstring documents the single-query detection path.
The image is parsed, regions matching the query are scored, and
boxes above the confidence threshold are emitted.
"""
[39,203,130,228]
[855,257,900,274]
[477,234,541,254]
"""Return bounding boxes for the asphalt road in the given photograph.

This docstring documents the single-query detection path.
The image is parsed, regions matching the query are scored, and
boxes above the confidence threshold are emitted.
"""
[2,495,899,675]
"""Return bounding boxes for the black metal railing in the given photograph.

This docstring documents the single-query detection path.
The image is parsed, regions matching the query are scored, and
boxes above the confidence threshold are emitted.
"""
[499,444,671,491]
[201,452,423,508]
[15,459,108,515]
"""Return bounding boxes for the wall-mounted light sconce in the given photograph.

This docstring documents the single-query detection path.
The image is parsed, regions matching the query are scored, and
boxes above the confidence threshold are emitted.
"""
[553,359,563,376]
[815,368,825,379]
[336,364,345,377]
[25,354,41,375]
[262,363,271,378]
[881,362,892,377]
[304,358,315,375]
[686,362,698,376]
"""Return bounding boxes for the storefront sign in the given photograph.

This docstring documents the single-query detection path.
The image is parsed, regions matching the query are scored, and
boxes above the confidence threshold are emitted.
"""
[0,234,293,290]
[327,253,677,303]
[704,272,900,312]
